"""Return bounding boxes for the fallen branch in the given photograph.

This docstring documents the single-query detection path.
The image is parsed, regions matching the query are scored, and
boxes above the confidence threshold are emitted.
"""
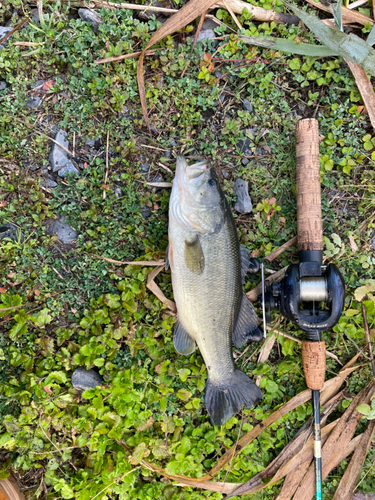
[292,378,375,500]
[304,0,374,26]
[247,266,287,302]
[215,0,299,25]
[146,265,177,313]
[265,236,297,262]
[73,251,165,266]
[203,363,360,480]
[271,328,342,364]
[332,419,375,500]
[362,303,375,377]
[94,49,157,65]
[322,19,375,134]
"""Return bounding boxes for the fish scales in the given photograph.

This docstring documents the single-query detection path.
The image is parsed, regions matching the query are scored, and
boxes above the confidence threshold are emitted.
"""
[170,214,241,383]
[168,156,263,426]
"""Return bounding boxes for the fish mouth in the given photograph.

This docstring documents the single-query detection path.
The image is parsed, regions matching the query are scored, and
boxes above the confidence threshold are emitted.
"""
[176,156,209,183]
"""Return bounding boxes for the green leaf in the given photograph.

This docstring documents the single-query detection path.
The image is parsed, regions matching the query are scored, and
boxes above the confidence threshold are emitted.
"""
[289,58,301,70]
[176,388,192,401]
[161,416,175,434]
[129,442,147,465]
[152,439,170,458]
[367,24,375,46]
[240,35,338,57]
[160,396,167,411]
[357,403,370,416]
[33,308,52,327]
[354,280,375,302]
[287,4,375,76]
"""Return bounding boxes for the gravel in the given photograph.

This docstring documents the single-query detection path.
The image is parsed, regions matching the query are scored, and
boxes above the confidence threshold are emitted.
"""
[242,99,253,113]
[71,367,103,392]
[78,9,104,33]
[46,217,77,244]
[57,163,80,177]
[49,129,71,172]
[25,96,42,109]
[233,179,253,214]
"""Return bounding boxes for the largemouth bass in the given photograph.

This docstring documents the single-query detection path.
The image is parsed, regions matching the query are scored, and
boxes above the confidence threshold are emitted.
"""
[168,156,263,426]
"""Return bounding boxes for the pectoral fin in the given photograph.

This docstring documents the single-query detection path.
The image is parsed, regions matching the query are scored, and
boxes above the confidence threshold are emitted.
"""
[184,235,204,275]
[173,320,196,355]
[233,293,263,348]
[165,243,174,272]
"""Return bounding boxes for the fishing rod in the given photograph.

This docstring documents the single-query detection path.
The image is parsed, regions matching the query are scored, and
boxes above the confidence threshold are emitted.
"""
[259,118,345,499]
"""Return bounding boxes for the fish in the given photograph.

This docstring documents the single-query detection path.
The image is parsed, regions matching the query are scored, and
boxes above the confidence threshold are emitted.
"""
[167,156,263,426]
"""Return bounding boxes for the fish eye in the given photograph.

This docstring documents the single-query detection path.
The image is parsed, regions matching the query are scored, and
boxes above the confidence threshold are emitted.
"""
[208,179,216,186]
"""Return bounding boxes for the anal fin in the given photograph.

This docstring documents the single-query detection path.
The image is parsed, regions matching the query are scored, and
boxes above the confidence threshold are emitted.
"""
[173,320,196,355]
[233,293,263,348]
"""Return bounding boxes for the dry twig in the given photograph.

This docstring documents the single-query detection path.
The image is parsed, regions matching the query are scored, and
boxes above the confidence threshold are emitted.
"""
[362,303,375,377]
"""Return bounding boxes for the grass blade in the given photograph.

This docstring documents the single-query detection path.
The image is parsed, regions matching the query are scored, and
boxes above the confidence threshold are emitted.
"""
[331,1,343,31]
[240,35,338,56]
[367,24,375,45]
[288,4,375,76]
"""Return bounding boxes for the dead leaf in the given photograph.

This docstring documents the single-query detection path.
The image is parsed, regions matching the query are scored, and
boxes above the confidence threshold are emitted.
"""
[304,0,374,26]
[349,234,359,253]
[42,80,54,92]
[332,419,375,500]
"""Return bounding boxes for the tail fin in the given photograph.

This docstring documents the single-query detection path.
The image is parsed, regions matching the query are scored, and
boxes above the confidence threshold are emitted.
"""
[205,370,262,426]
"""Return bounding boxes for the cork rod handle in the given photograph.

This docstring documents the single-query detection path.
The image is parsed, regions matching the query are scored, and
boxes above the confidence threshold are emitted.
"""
[295,119,323,253]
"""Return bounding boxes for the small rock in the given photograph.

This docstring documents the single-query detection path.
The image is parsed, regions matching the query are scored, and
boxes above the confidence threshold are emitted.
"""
[71,367,103,393]
[0,26,12,42]
[242,99,253,113]
[150,174,165,193]
[201,20,218,31]
[215,70,224,79]
[0,81,6,91]
[141,207,152,219]
[137,0,167,20]
[41,179,57,188]
[25,96,42,109]
[369,231,375,250]
[57,162,79,177]
[242,158,250,166]
[32,10,40,24]
[140,163,150,173]
[221,169,229,179]
[197,29,216,43]
[256,147,264,156]
[0,223,23,242]
[33,79,46,88]
[169,138,177,147]
[114,184,123,198]
[78,8,104,33]
[47,217,77,245]
[164,149,172,159]
[233,179,253,214]
[85,137,101,148]
[49,129,70,172]
[236,138,252,156]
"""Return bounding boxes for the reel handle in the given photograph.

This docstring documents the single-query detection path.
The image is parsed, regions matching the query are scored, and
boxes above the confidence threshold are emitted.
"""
[296,119,323,263]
